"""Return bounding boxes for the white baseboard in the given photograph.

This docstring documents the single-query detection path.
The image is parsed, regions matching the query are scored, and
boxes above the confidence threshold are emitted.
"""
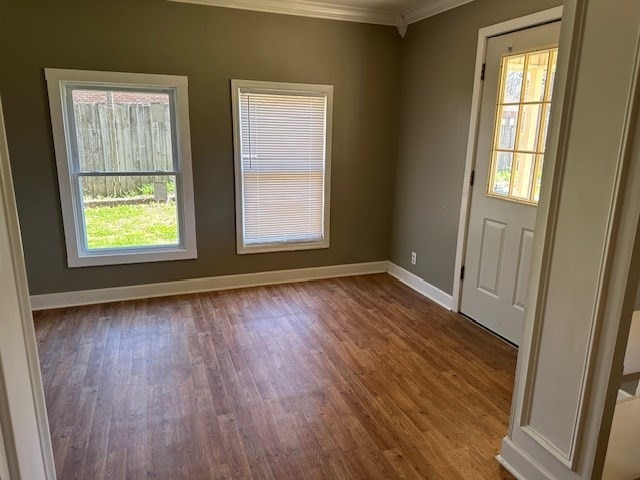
[496,455,527,480]
[386,262,453,310]
[498,437,557,480]
[30,261,457,312]
[30,261,388,310]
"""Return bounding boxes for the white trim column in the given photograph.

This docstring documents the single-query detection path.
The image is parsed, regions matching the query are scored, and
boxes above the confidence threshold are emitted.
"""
[0,96,56,479]
[500,1,640,478]
[0,416,9,480]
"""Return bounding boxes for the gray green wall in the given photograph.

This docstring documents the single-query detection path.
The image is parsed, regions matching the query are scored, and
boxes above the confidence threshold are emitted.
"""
[0,0,569,297]
[0,0,401,295]
[390,0,562,295]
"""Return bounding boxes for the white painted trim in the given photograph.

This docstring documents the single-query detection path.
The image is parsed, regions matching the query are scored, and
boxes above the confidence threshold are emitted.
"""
[386,262,453,310]
[510,1,584,467]
[30,260,461,313]
[502,3,640,478]
[0,416,8,480]
[495,455,526,480]
[501,0,584,474]
[451,6,564,312]
[570,25,640,469]
[44,68,189,87]
[44,68,198,268]
[524,13,640,470]
[0,97,56,479]
[498,438,557,480]
[403,0,473,25]
[29,261,388,310]
[166,0,476,29]
[167,0,403,26]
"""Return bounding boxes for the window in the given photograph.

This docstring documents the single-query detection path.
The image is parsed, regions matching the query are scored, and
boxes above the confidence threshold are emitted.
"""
[45,69,197,267]
[488,47,558,204]
[231,80,333,254]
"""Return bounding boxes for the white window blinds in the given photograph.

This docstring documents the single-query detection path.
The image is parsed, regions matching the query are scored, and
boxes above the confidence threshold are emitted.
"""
[234,82,332,252]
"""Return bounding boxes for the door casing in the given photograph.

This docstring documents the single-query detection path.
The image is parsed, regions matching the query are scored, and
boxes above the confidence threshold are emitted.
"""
[0,95,56,479]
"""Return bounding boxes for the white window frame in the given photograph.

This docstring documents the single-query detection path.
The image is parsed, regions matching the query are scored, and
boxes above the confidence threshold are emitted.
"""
[231,79,333,254]
[45,68,197,267]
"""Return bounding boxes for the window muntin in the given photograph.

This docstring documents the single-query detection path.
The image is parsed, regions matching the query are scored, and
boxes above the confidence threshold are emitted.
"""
[45,69,197,267]
[232,80,333,254]
[488,48,558,204]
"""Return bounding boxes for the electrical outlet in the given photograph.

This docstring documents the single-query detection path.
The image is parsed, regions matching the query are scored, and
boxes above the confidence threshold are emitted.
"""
[411,252,417,265]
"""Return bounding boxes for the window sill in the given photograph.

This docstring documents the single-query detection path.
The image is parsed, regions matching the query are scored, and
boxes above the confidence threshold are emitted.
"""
[237,240,329,255]
[68,247,197,268]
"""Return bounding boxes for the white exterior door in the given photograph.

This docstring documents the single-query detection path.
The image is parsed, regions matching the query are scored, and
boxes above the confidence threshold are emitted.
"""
[460,22,561,345]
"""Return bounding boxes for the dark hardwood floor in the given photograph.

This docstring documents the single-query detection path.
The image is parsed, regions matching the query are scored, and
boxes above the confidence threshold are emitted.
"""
[34,274,517,479]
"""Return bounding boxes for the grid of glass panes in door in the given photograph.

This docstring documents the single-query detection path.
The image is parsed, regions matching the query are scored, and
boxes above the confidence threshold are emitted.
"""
[488,47,558,204]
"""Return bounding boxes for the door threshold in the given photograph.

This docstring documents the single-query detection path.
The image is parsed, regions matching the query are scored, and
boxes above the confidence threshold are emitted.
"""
[459,312,519,349]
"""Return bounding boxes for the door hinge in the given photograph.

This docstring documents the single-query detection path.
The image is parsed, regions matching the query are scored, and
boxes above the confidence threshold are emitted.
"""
[470,170,475,186]
[481,63,486,81]
[460,265,465,281]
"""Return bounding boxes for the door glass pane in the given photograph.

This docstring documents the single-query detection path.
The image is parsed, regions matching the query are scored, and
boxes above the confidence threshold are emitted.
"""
[490,152,513,196]
[523,51,550,102]
[517,104,543,152]
[511,153,535,200]
[503,55,525,103]
[80,175,179,250]
[497,105,519,149]
[70,88,174,172]
[488,47,558,204]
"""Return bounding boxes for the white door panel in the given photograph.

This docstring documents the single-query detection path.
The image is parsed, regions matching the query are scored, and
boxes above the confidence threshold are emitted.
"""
[477,218,506,297]
[513,228,535,311]
[460,21,561,345]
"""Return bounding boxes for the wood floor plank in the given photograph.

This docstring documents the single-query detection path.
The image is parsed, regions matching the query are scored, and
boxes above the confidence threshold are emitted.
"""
[35,273,516,479]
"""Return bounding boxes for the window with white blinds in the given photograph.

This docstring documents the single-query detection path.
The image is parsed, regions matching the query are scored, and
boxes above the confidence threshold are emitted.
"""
[231,80,333,254]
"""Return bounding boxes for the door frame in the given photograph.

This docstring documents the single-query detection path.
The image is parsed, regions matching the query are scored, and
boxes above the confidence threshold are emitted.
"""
[0,95,56,479]
[0,416,9,480]
[451,5,564,312]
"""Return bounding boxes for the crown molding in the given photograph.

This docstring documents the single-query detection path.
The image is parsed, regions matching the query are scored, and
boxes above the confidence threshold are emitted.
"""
[167,0,404,26]
[403,0,473,24]
[166,0,477,33]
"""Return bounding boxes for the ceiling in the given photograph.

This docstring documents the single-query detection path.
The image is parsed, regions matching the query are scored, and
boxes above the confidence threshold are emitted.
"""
[167,0,475,32]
